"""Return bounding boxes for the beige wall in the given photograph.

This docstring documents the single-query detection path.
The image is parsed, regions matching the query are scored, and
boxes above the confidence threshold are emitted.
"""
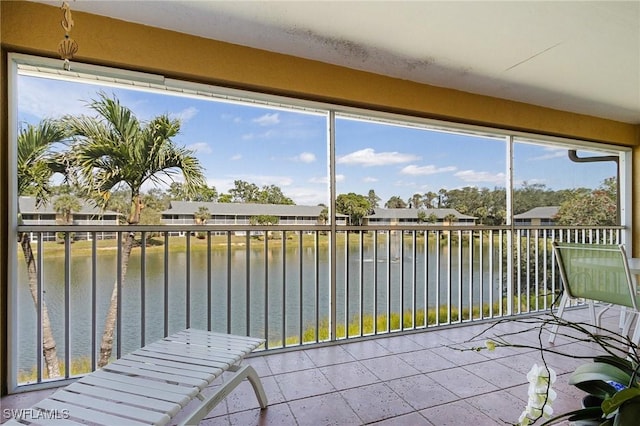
[1,0,639,394]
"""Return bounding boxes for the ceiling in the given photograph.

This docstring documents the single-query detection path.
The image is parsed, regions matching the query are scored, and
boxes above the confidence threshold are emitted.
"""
[33,1,640,124]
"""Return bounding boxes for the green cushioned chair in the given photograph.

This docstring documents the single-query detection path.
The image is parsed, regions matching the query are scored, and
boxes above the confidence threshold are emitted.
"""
[548,242,640,345]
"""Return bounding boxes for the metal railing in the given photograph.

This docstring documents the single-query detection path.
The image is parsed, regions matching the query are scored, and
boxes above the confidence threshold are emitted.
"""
[10,223,623,390]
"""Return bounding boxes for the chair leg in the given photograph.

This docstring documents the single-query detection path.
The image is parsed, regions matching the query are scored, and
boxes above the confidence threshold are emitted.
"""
[588,300,597,328]
[594,303,612,331]
[181,364,268,426]
[620,307,628,331]
[629,312,640,347]
[549,292,569,344]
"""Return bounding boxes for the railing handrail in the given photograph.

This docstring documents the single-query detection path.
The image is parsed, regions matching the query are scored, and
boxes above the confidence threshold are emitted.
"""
[18,224,626,232]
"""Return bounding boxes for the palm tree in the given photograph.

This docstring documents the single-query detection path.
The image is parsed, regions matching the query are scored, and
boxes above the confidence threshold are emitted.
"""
[194,206,210,239]
[65,93,206,367]
[193,206,210,225]
[318,206,328,225]
[53,193,81,225]
[444,213,457,225]
[17,120,69,378]
[53,193,81,242]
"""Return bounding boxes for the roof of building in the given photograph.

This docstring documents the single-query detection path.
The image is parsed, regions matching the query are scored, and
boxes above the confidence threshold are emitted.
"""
[367,208,476,220]
[163,201,329,217]
[513,206,560,220]
[18,196,120,216]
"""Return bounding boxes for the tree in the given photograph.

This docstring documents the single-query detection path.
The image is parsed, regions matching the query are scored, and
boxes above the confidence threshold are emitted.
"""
[229,180,260,203]
[417,210,428,224]
[53,193,81,225]
[423,191,439,208]
[440,186,481,215]
[193,185,218,202]
[143,188,171,211]
[65,93,206,367]
[53,193,81,242]
[104,189,132,223]
[218,193,233,203]
[249,215,279,225]
[318,205,329,225]
[336,193,370,225]
[409,193,422,209]
[139,189,170,239]
[385,196,407,209]
[193,206,210,239]
[366,189,381,210]
[194,206,210,224]
[513,182,567,215]
[17,120,68,378]
[444,213,457,225]
[258,184,294,205]
[168,182,188,200]
[555,185,617,226]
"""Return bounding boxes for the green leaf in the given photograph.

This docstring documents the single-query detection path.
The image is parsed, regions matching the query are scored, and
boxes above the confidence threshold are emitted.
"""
[570,363,632,398]
[614,399,640,426]
[566,406,603,421]
[573,380,618,399]
[602,388,640,415]
[593,356,637,379]
[540,407,602,425]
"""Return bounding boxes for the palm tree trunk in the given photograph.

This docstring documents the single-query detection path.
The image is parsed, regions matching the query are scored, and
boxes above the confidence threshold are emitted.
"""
[19,233,60,378]
[98,232,135,368]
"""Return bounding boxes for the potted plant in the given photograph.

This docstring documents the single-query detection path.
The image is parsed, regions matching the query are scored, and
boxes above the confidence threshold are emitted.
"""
[464,314,640,425]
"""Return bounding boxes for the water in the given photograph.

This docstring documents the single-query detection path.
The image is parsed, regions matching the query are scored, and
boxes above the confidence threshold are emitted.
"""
[15,234,504,373]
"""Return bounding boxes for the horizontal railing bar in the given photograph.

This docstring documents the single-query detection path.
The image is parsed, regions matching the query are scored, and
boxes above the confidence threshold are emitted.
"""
[18,224,626,233]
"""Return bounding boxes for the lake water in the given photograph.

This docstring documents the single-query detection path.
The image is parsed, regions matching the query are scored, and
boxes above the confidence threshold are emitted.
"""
[15,236,504,373]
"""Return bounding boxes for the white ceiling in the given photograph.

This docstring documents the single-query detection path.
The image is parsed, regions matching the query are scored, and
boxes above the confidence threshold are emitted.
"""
[34,1,640,124]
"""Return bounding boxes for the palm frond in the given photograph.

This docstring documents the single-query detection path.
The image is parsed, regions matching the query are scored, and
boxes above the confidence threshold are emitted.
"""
[17,120,69,205]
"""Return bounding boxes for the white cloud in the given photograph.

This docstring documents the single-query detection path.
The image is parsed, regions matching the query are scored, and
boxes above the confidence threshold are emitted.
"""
[401,164,457,175]
[294,152,316,163]
[285,187,329,205]
[242,129,276,140]
[230,174,294,188]
[337,148,420,167]
[174,106,198,123]
[455,170,506,185]
[18,77,92,119]
[394,179,416,187]
[186,142,212,154]
[253,113,280,126]
[231,154,242,161]
[363,176,378,183]
[530,147,566,161]
[221,113,242,123]
[309,174,344,184]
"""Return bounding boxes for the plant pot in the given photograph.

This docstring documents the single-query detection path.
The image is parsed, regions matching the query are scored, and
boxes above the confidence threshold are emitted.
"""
[570,395,603,426]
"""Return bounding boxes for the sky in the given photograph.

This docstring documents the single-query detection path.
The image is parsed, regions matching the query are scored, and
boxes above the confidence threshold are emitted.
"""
[17,73,618,207]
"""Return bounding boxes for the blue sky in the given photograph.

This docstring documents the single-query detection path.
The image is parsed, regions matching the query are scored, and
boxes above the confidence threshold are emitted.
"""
[17,74,617,206]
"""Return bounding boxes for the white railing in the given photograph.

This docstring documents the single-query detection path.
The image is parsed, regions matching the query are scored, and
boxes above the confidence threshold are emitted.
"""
[10,223,622,391]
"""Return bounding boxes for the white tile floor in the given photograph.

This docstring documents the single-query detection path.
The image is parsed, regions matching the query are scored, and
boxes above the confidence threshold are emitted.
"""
[2,307,623,425]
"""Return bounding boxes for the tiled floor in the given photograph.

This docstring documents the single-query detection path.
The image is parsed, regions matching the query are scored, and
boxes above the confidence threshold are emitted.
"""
[2,308,622,425]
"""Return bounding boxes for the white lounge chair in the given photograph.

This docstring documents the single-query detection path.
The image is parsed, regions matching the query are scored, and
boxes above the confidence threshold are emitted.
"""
[5,329,268,425]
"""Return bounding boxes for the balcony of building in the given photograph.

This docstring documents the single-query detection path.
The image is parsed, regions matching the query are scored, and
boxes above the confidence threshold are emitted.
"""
[1,222,630,424]
[2,2,638,424]
[0,305,617,425]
